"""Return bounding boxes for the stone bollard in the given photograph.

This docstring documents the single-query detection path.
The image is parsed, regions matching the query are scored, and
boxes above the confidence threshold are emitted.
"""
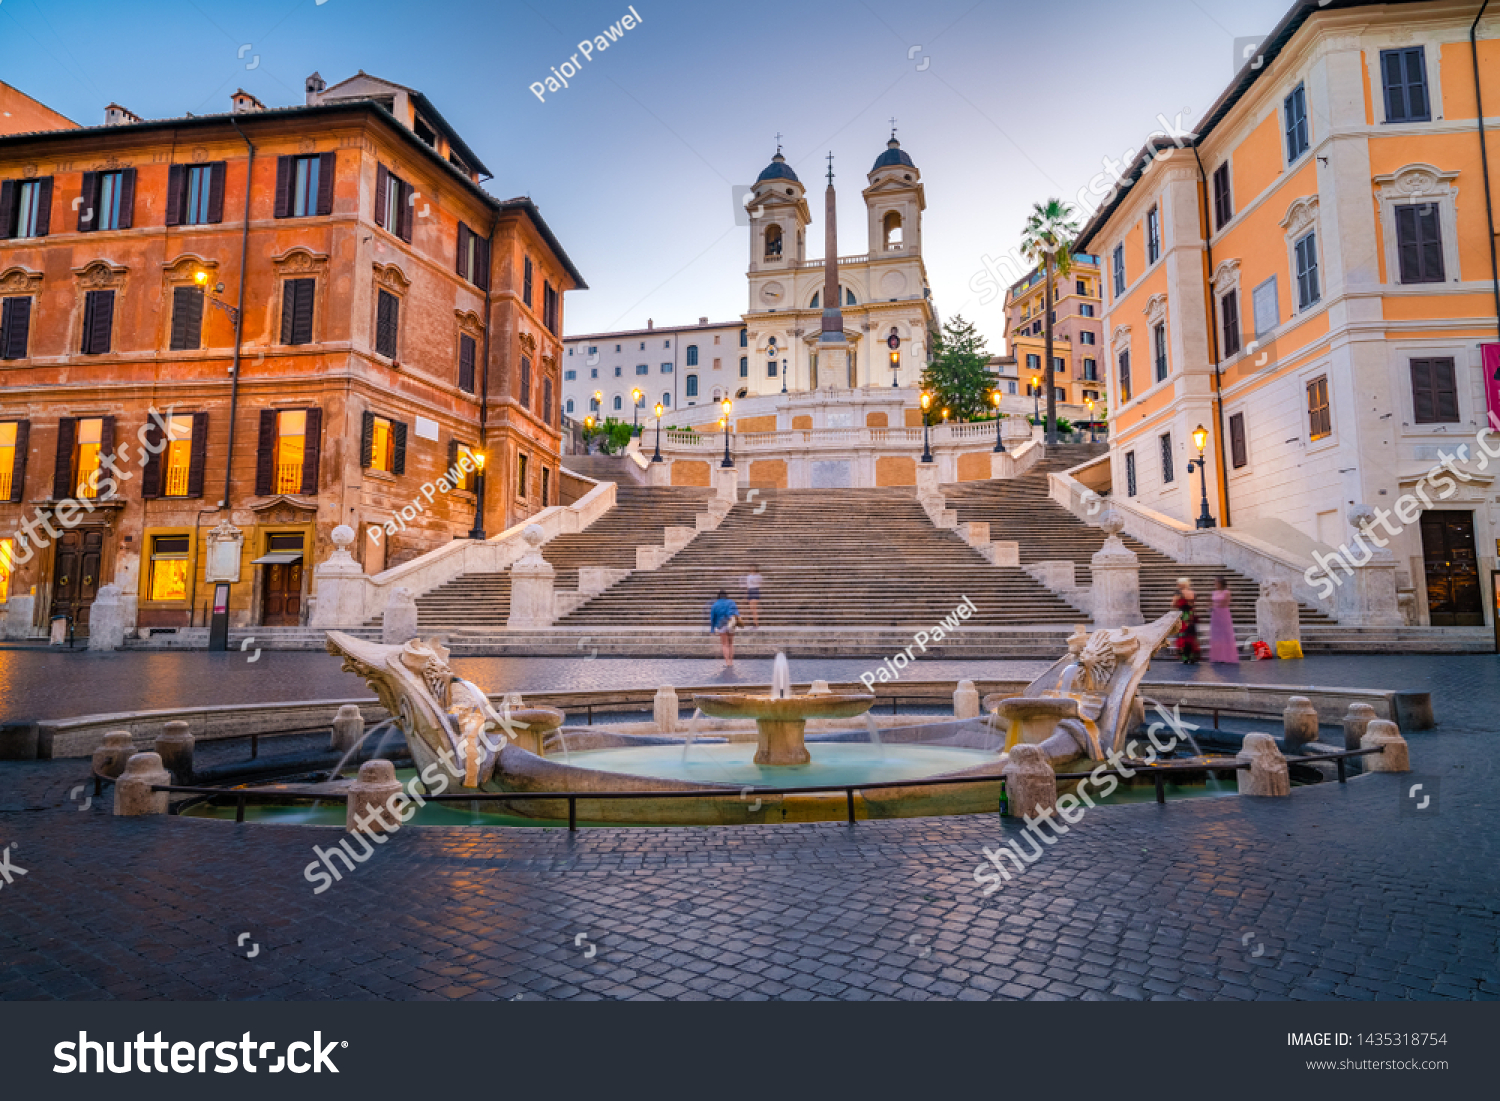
[92,731,138,779]
[381,586,419,645]
[1236,733,1290,797]
[1282,696,1320,753]
[114,752,172,816]
[1090,512,1142,628]
[1342,702,1378,752]
[331,704,365,752]
[507,525,557,628]
[154,721,195,782]
[953,679,980,720]
[1002,743,1057,819]
[809,680,832,696]
[346,759,405,833]
[1361,720,1410,772]
[653,686,679,733]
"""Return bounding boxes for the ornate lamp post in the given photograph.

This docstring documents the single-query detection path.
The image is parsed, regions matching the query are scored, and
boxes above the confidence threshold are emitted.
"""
[1085,398,1096,443]
[630,387,644,431]
[652,402,664,462]
[992,389,1006,452]
[920,390,933,463]
[1030,375,1041,426]
[720,397,734,468]
[592,389,603,418]
[1185,423,1217,529]
[889,348,900,387]
[466,451,488,540]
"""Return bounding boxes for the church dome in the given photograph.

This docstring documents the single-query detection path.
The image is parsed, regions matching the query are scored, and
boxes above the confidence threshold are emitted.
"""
[756,152,800,183]
[872,138,915,171]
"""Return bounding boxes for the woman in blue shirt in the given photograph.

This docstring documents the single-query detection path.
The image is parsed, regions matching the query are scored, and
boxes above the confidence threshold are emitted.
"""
[709,589,739,666]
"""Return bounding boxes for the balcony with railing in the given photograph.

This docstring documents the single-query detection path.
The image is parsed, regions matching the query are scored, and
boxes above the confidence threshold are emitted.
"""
[275,463,304,495]
[164,464,190,497]
[0,471,10,500]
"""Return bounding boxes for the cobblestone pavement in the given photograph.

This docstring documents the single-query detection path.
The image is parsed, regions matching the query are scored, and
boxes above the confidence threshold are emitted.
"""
[0,655,1495,1001]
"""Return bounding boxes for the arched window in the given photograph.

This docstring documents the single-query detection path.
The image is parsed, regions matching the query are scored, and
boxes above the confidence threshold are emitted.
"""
[810,291,819,308]
[686,345,699,366]
[686,375,699,398]
[883,210,903,249]
[764,224,782,259]
[612,395,622,410]
[661,392,671,408]
[712,388,722,401]
[566,398,575,413]
[589,396,600,410]
[736,387,748,398]
[845,287,857,306]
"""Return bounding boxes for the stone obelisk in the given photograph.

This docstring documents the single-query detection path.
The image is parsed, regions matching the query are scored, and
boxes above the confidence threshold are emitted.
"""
[818,152,852,389]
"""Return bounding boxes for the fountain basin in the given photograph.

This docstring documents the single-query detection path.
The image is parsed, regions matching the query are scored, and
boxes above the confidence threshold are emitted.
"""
[569,740,996,788]
[694,693,875,765]
[993,696,1081,749]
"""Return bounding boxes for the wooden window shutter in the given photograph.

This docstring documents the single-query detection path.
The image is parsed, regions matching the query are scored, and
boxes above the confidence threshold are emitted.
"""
[316,151,336,215]
[254,410,277,494]
[83,290,114,354]
[139,418,162,498]
[273,155,293,218]
[360,410,375,468]
[448,438,460,478]
[79,172,100,231]
[8,419,28,503]
[170,286,203,351]
[456,223,470,276]
[476,235,490,291]
[376,291,398,358]
[207,162,226,223]
[165,165,186,226]
[300,407,322,495]
[1410,359,1436,423]
[1229,412,1247,468]
[392,420,408,476]
[186,411,208,497]
[543,377,553,424]
[2,296,31,359]
[52,417,75,498]
[458,334,476,393]
[281,279,315,345]
[117,168,136,230]
[0,181,15,239]
[374,164,389,229]
[1395,205,1420,282]
[33,177,51,236]
[99,416,115,469]
[397,180,413,242]
[1433,357,1459,422]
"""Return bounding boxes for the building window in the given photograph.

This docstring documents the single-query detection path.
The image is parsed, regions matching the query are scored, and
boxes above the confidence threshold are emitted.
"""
[459,333,477,394]
[523,258,533,307]
[1159,433,1174,483]
[1080,304,1095,318]
[739,357,748,378]
[94,170,133,232]
[456,223,490,289]
[375,290,400,359]
[1083,357,1097,381]
[1381,47,1430,123]
[1079,329,1095,344]
[542,466,550,507]
[517,453,529,498]
[612,395,622,411]
[0,538,12,602]
[1146,206,1160,265]
[614,344,620,352]
[1118,350,1131,403]
[1212,162,1232,230]
[1,177,52,239]
[282,155,324,219]
[565,369,576,381]
[661,362,673,374]
[1284,83,1309,162]
[1229,411,1247,468]
[147,535,191,602]
[566,398,575,414]
[590,368,598,379]
[1153,322,1168,382]
[160,413,195,497]
[361,412,406,474]
[81,289,115,355]
[264,408,317,495]
[767,360,778,377]
[1252,276,1279,337]
[641,341,646,351]
[1112,244,1125,296]
[587,345,597,356]
[686,345,699,366]
[0,422,20,502]
[169,286,204,352]
[519,356,532,409]
[1125,451,1137,497]
[1410,357,1460,424]
[543,281,559,335]
[686,375,699,398]
[185,164,216,225]
[0,296,32,359]
[1395,203,1445,283]
[1220,289,1241,356]
[613,366,622,377]
[1307,375,1331,440]
[72,417,107,498]
[1053,357,1066,374]
[636,364,649,375]
[739,329,747,347]
[1294,231,1320,309]
[1026,353,1040,371]
[376,165,406,234]
[280,278,315,345]
[1076,279,1087,296]
[713,357,722,371]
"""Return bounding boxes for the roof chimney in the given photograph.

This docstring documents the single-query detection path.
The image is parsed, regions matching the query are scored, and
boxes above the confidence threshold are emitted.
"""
[698,316,708,325]
[230,89,265,114]
[646,318,654,329]
[305,71,326,106]
[103,103,141,127]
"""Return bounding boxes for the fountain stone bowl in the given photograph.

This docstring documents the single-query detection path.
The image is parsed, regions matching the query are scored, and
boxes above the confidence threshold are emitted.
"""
[693,692,876,766]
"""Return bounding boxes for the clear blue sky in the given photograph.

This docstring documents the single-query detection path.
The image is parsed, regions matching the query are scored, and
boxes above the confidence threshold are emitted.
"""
[1,0,1296,351]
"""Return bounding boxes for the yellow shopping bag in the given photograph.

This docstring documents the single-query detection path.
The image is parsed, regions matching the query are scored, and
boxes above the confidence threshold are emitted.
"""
[1276,640,1304,660]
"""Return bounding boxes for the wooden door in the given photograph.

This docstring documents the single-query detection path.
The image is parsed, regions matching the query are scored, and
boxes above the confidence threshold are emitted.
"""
[261,560,304,625]
[1420,512,1483,626]
[50,528,103,631]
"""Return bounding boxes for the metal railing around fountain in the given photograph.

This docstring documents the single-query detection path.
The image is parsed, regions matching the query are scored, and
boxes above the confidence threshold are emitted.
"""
[142,745,1389,827]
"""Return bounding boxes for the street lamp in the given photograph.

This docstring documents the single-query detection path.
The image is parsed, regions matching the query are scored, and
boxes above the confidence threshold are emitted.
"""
[194,269,240,326]
[1185,423,1217,529]
[652,401,664,462]
[1030,375,1041,426]
[1085,398,1096,443]
[631,387,644,430]
[720,397,734,468]
[991,389,1006,453]
[919,390,933,463]
[466,450,488,540]
[889,348,900,387]
[781,358,788,394]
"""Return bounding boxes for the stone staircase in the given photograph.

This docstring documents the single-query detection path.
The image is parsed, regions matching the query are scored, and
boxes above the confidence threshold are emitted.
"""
[556,487,1084,628]
[939,444,1334,629]
[561,453,648,485]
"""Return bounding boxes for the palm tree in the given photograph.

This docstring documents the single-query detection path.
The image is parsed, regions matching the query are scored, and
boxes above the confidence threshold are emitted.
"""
[1020,198,1081,444]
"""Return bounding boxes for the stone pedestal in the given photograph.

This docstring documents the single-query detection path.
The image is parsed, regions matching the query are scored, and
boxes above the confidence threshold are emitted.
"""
[1002,743,1057,819]
[87,583,128,651]
[114,752,171,816]
[1090,512,1142,628]
[713,464,739,509]
[653,686,679,733]
[1334,505,1404,626]
[755,720,811,766]
[1001,416,1033,447]
[915,461,942,506]
[1282,696,1319,753]
[1236,733,1290,797]
[646,459,672,487]
[1342,703,1378,752]
[154,720,195,782]
[0,593,35,640]
[507,525,557,629]
[346,759,404,833]
[91,731,137,778]
[809,680,831,695]
[381,586,419,644]
[1361,720,1410,772]
[1255,578,1301,648]
[331,704,365,752]
[310,525,371,628]
[953,679,980,720]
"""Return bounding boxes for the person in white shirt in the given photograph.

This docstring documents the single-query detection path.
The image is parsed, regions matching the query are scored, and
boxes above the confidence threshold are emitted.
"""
[744,566,763,629]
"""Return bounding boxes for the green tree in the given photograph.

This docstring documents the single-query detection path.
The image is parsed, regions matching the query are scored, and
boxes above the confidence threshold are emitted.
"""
[1020,198,1082,444]
[919,314,992,421]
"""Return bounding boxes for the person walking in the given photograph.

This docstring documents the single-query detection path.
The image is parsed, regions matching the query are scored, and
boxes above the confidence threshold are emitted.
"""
[1208,576,1240,664]
[709,588,739,667]
[1173,578,1200,665]
[744,565,763,629]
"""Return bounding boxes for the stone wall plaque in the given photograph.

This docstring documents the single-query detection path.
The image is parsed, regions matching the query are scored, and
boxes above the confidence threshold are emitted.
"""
[205,520,244,583]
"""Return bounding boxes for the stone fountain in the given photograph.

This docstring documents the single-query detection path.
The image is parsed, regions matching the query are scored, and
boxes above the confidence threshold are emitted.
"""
[693,654,875,765]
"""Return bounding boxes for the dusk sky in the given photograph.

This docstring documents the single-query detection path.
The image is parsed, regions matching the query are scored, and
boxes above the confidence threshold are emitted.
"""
[2,0,1298,350]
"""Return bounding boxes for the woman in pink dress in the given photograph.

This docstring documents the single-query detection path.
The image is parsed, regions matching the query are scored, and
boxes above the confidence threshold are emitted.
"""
[1208,576,1239,664]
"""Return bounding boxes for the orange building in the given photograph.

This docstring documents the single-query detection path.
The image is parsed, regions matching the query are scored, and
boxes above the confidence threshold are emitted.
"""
[1003,254,1106,409]
[0,73,584,638]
